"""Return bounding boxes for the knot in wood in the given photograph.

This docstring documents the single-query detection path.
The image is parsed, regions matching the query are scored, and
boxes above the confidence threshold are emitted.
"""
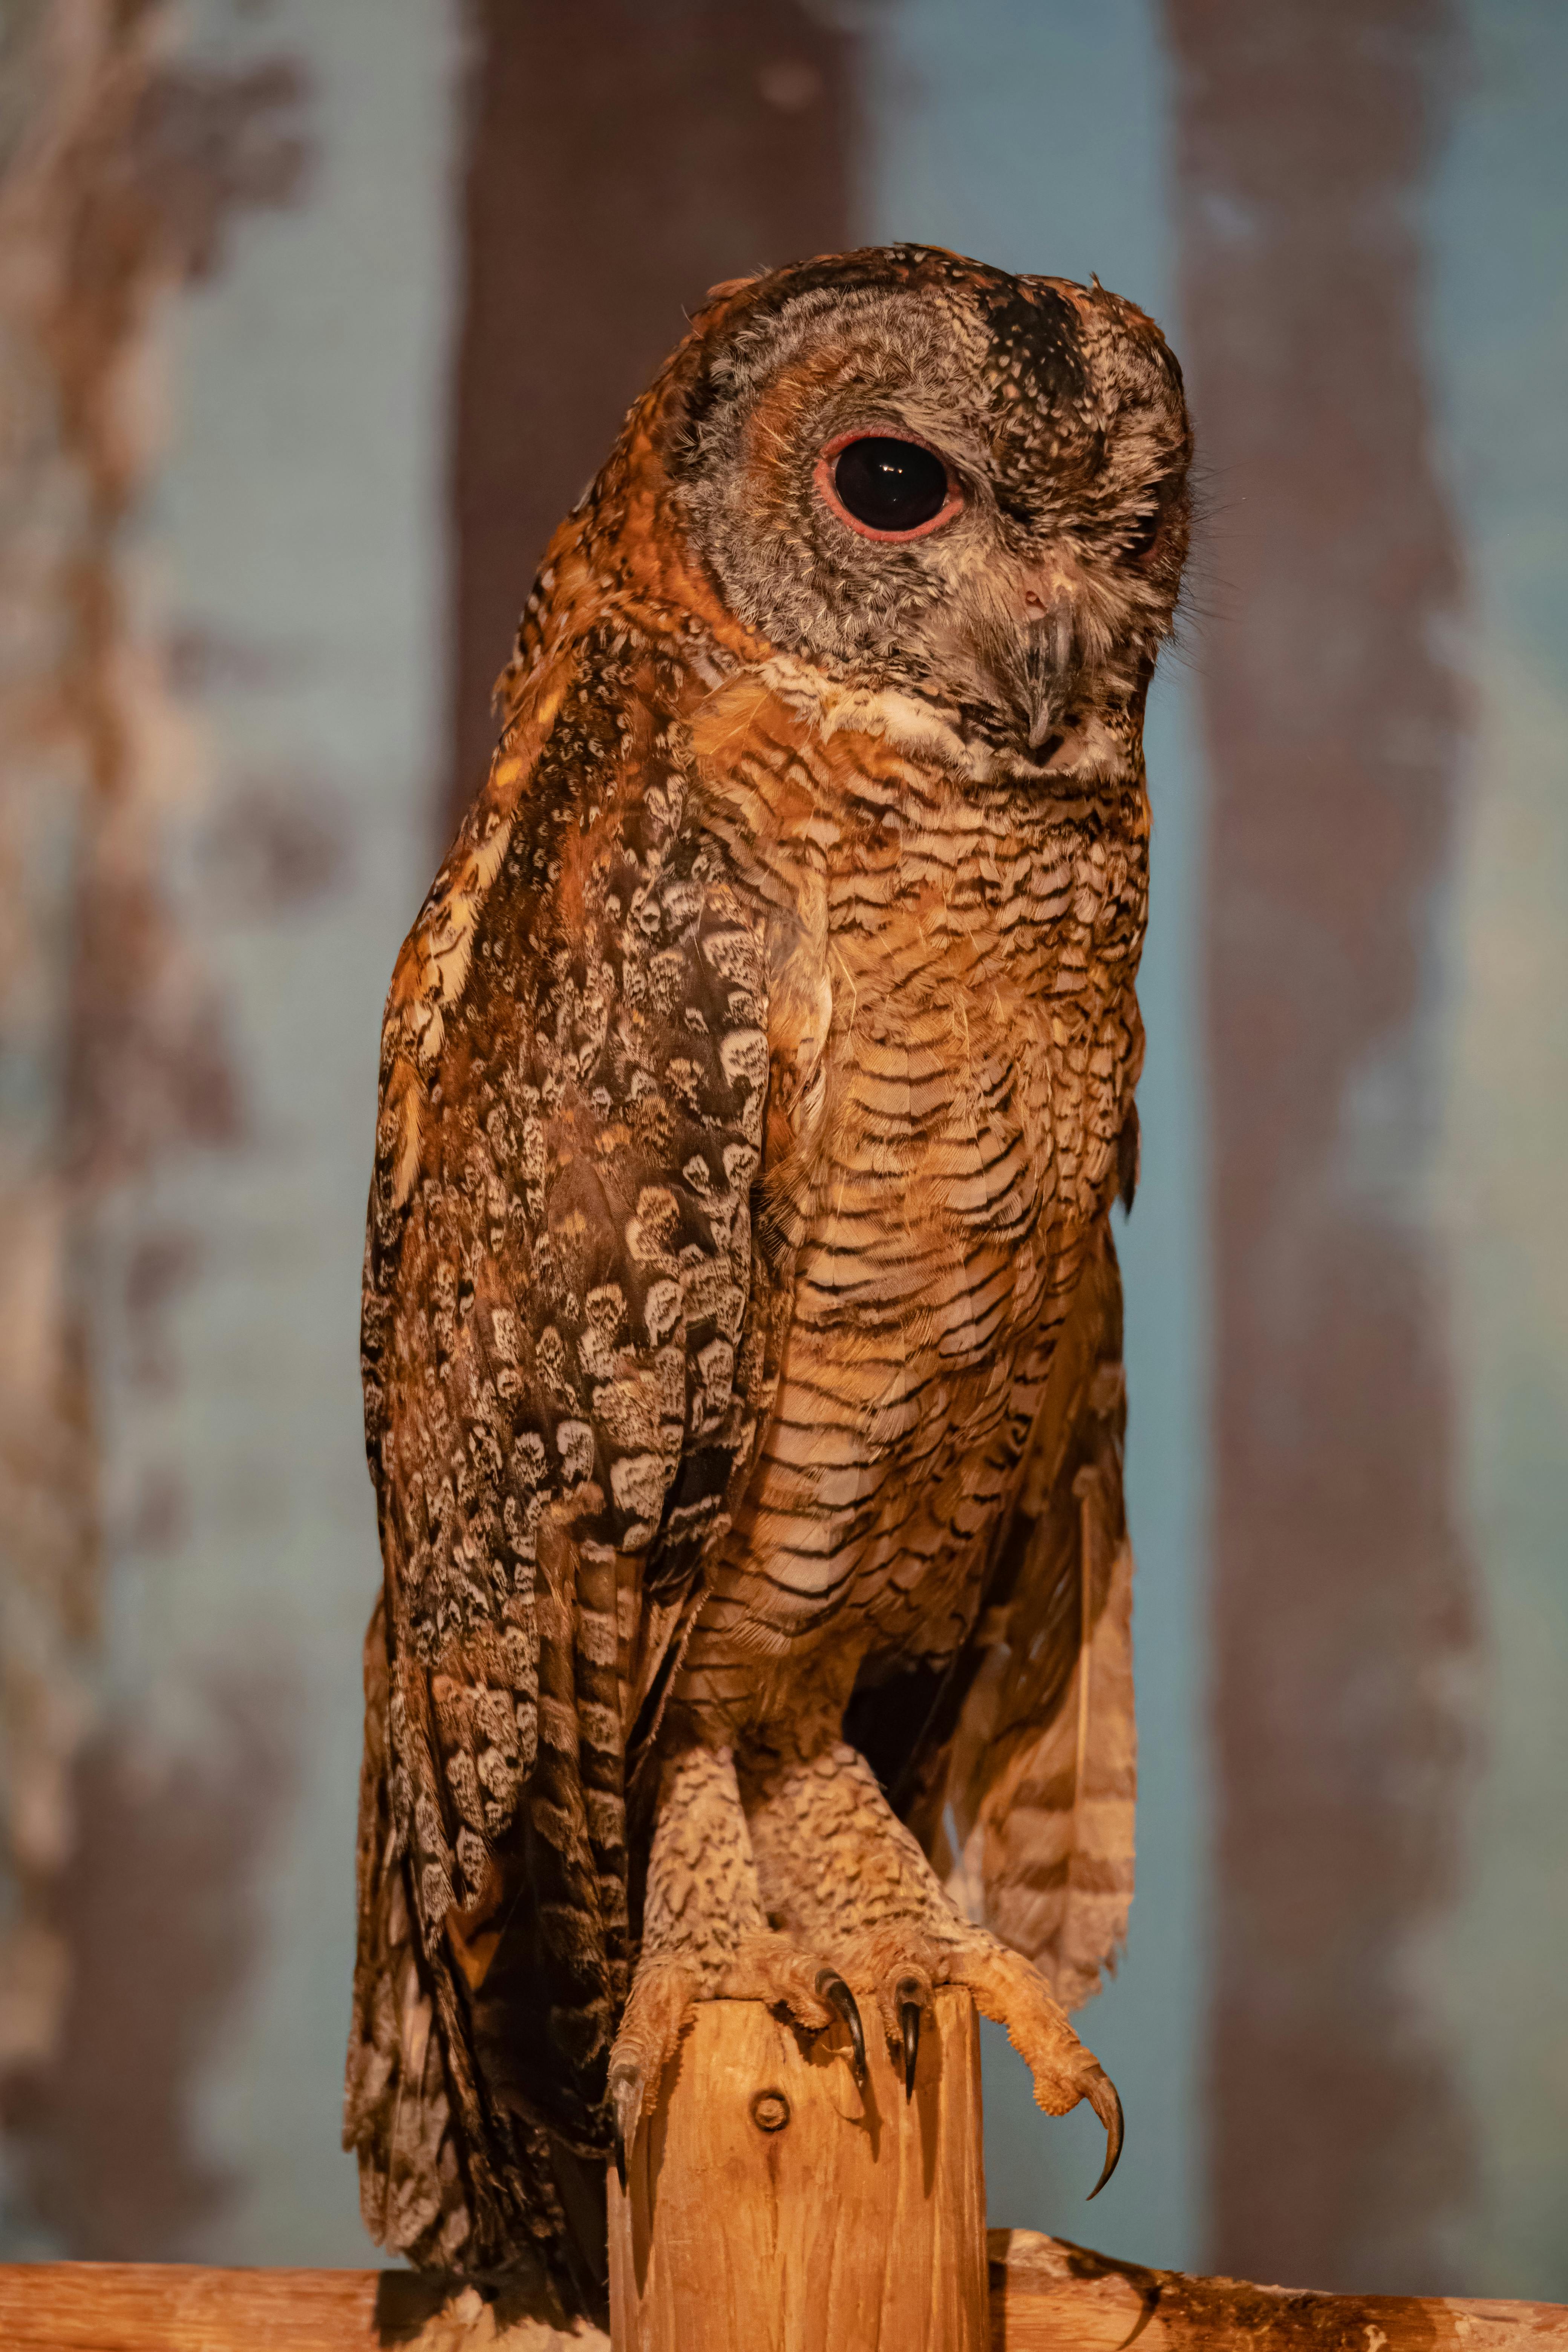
[749,2088,790,2133]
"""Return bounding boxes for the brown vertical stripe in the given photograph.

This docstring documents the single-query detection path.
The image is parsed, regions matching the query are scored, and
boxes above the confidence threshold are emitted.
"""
[445,1,854,841]
[1166,0,1475,2292]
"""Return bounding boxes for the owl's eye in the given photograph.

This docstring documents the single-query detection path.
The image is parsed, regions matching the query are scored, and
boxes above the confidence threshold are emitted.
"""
[818,435,959,541]
[1122,505,1161,561]
[1122,477,1174,564]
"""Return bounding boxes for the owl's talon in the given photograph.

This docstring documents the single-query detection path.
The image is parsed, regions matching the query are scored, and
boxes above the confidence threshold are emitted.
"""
[897,1980,922,2100]
[608,2063,642,2191]
[816,1967,867,2086]
[1085,2069,1124,2199]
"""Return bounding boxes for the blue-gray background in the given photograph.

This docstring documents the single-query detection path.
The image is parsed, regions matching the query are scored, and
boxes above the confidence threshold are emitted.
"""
[0,0,1561,2299]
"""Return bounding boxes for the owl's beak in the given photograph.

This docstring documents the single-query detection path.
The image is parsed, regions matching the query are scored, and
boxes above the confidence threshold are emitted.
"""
[1015,578,1082,749]
[922,557,1093,753]
[1022,585,1075,673]
[1026,684,1066,750]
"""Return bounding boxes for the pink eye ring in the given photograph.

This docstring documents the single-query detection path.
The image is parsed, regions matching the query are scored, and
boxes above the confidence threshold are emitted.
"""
[815,431,963,541]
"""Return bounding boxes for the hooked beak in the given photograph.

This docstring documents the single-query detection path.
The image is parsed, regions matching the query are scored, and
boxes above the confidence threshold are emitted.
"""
[923,554,1098,753]
[1026,691,1064,750]
[1014,577,1083,749]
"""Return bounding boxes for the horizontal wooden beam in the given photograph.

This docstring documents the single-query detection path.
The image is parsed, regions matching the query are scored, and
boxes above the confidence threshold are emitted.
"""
[2,2239,1563,2351]
[993,2231,1568,2352]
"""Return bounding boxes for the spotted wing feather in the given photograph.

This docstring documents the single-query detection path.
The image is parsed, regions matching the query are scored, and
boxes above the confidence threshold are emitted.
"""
[344,641,774,2300]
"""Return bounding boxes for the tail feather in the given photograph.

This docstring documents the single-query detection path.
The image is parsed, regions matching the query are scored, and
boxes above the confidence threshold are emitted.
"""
[912,1235,1138,2013]
[980,1508,1136,2009]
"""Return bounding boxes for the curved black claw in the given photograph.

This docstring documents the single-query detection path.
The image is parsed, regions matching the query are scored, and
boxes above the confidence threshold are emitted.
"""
[897,1977,923,2101]
[609,2065,640,2193]
[816,1967,868,2087]
[1085,2069,1124,2200]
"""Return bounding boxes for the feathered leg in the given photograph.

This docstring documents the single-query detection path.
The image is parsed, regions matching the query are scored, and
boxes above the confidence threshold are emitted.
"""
[606,1744,846,2179]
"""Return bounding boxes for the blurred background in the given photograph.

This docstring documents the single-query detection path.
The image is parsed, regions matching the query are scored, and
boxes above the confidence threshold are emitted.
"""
[0,0,1563,2300]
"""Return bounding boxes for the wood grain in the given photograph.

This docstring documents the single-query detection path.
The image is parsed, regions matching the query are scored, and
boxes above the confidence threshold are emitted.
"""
[608,1986,989,2352]
[2,2205,1563,2350]
[0,2260,603,2350]
[989,2229,1568,2352]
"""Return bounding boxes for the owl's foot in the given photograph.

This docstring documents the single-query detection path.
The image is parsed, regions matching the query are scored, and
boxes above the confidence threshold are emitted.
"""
[606,1746,861,2182]
[938,1936,1123,2195]
[740,1737,1123,2196]
[608,1954,698,2187]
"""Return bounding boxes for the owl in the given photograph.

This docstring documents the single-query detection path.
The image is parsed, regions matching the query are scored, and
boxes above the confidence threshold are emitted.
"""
[344,244,1191,2317]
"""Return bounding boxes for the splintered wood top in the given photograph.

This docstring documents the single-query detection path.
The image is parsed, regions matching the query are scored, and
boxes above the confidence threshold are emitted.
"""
[0,2237,1563,2351]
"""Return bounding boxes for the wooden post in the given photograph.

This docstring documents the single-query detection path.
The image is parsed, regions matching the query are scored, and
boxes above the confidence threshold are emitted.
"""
[607,1985,989,2352]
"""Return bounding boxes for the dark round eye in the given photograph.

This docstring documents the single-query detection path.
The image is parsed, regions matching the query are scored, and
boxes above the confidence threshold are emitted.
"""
[1122,479,1173,564]
[1122,505,1161,560]
[830,436,952,537]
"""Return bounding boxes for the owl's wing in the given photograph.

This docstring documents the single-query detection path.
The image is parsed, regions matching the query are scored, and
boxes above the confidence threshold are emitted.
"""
[878,1226,1136,2012]
[344,1588,481,2269]
[344,694,774,2306]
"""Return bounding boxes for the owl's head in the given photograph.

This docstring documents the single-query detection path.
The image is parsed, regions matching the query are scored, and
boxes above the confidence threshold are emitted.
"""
[661,245,1191,763]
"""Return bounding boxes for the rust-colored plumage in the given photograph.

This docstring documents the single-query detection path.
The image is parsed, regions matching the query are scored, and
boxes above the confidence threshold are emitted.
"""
[344,245,1191,2317]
